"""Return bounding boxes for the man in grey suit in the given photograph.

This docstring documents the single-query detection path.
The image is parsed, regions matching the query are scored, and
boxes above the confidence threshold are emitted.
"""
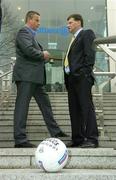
[13,11,67,148]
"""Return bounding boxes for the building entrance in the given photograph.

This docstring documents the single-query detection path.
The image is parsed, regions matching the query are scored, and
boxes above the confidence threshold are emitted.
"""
[45,55,65,92]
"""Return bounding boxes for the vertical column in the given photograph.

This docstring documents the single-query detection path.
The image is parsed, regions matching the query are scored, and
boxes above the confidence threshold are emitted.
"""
[107,0,116,92]
[0,0,2,32]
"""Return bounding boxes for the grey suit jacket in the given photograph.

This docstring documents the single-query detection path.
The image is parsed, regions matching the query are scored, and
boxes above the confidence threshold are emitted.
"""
[12,26,46,84]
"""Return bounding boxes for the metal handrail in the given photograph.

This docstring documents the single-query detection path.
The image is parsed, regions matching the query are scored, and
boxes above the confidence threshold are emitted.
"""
[94,72,116,78]
[94,36,116,44]
[0,62,13,67]
[94,36,116,63]
[94,36,116,93]
[0,62,13,107]
[93,36,116,136]
[0,70,13,78]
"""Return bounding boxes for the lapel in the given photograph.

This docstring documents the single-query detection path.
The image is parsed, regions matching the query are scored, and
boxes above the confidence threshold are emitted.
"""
[69,30,84,51]
[37,41,43,51]
[24,26,43,50]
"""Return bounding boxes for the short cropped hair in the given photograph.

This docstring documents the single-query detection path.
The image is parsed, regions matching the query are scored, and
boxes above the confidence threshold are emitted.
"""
[67,14,83,27]
[25,11,40,23]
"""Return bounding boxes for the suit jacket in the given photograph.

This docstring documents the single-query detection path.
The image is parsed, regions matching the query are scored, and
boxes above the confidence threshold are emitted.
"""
[12,26,46,84]
[64,29,96,88]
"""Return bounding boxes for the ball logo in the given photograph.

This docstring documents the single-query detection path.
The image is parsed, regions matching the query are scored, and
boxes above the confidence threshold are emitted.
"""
[38,147,44,153]
[58,150,68,165]
[38,160,46,171]
[41,138,59,151]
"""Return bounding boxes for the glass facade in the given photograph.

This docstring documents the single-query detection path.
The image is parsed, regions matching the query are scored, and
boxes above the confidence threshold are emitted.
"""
[0,0,107,91]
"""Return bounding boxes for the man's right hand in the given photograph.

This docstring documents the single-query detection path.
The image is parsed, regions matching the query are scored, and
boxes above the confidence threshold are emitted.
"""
[43,51,50,60]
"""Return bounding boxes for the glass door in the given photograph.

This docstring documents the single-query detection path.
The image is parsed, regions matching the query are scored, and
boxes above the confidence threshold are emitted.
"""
[45,51,66,92]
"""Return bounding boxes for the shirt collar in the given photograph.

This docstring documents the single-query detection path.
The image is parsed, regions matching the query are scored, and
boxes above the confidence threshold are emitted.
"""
[25,25,37,36]
[74,28,83,38]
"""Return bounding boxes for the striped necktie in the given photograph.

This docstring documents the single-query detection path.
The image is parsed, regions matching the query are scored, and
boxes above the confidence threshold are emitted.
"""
[64,36,75,74]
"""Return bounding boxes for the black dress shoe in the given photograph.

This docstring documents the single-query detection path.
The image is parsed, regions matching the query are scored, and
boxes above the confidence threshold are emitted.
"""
[15,142,36,148]
[66,142,80,148]
[54,131,69,138]
[80,141,98,148]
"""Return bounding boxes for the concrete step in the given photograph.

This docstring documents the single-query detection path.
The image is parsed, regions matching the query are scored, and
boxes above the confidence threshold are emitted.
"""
[1,169,116,180]
[1,107,70,111]
[0,139,71,148]
[0,137,116,148]
[0,120,71,125]
[0,114,70,120]
[0,124,116,135]
[105,126,116,132]
[104,120,116,125]
[0,140,115,148]
[0,110,102,116]
[102,104,116,107]
[0,148,116,169]
[0,96,101,104]
[0,133,71,141]
[4,94,116,99]
[6,92,103,97]
[0,107,104,111]
[2,124,111,133]
[104,115,116,119]
[0,119,102,126]
[104,111,116,114]
[0,126,71,132]
[104,107,116,110]
[1,102,115,109]
[0,111,71,115]
[2,125,116,134]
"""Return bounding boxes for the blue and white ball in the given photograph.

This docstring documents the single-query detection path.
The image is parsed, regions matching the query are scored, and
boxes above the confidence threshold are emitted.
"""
[35,138,68,172]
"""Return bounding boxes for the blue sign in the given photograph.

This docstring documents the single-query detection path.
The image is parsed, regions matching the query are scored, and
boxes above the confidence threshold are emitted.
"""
[37,26,69,36]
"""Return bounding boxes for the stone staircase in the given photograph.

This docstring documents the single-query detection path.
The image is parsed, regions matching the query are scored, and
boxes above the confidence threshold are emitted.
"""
[0,92,116,148]
[0,92,116,179]
[0,92,101,147]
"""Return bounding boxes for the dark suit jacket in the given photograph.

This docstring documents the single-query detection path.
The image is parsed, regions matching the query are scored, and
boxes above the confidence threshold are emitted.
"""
[64,29,96,88]
[12,26,45,84]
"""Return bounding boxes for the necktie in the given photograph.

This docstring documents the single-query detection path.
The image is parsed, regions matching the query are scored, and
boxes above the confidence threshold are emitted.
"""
[64,36,75,74]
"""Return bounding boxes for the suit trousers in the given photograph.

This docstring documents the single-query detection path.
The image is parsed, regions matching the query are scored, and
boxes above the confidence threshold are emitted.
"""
[67,74,98,145]
[14,81,61,145]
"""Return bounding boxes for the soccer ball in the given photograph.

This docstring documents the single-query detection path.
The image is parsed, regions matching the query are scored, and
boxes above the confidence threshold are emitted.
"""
[35,138,68,172]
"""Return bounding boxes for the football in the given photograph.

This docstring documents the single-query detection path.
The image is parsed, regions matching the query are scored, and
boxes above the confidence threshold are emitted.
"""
[35,138,68,172]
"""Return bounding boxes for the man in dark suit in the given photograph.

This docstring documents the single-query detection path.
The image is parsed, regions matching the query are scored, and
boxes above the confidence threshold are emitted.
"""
[13,11,67,148]
[64,14,98,148]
